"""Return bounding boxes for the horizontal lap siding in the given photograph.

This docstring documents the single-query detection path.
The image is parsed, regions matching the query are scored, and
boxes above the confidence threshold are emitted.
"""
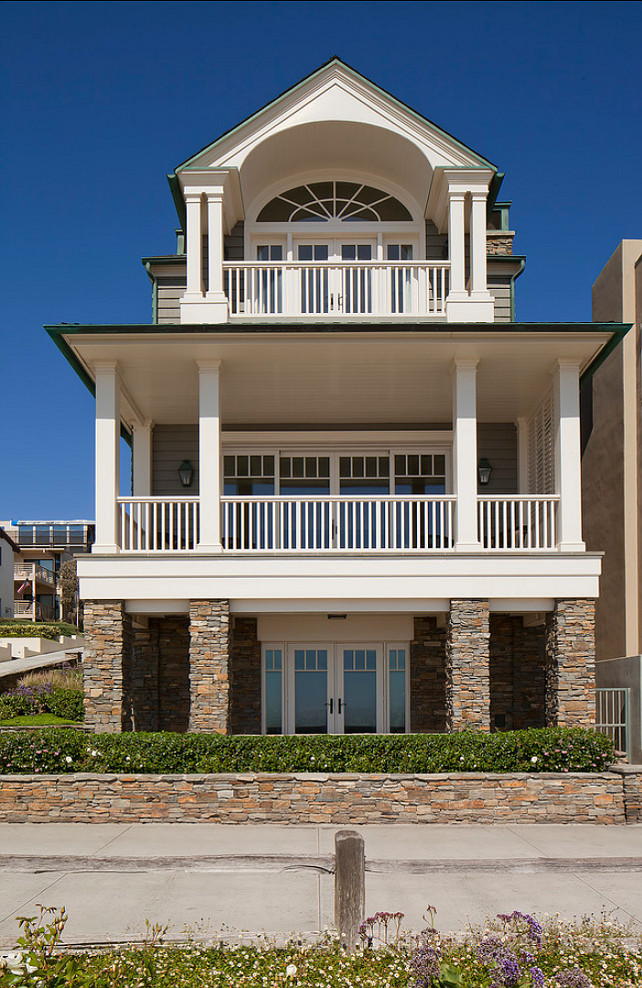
[152,425,199,495]
[488,276,512,322]
[157,274,186,324]
[477,423,518,494]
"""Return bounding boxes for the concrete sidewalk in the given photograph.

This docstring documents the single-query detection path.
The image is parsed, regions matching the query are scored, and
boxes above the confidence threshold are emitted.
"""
[0,823,641,946]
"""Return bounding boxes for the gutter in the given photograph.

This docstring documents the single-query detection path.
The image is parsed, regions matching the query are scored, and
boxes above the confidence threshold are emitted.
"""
[510,257,526,321]
[143,261,158,325]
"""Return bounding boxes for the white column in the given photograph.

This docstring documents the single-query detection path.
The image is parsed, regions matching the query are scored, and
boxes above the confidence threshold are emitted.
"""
[206,193,226,302]
[132,421,153,496]
[184,194,203,300]
[197,360,222,552]
[516,416,529,494]
[554,358,585,551]
[94,362,120,553]
[446,193,467,300]
[452,357,481,550]
[470,191,492,300]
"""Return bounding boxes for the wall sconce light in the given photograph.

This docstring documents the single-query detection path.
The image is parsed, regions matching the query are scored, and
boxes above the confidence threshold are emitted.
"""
[178,459,194,488]
[478,458,492,486]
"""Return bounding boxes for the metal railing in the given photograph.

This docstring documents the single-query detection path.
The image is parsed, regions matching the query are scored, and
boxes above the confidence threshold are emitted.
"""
[223,261,450,318]
[221,495,455,551]
[595,688,630,761]
[13,600,56,621]
[14,564,54,585]
[117,497,200,552]
[477,496,559,550]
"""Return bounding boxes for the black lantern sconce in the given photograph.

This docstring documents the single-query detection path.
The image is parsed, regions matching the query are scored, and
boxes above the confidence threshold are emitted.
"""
[477,458,492,486]
[178,459,194,488]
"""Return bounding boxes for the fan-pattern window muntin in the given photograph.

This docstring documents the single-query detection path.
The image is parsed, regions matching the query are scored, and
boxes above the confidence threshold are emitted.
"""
[257,182,413,223]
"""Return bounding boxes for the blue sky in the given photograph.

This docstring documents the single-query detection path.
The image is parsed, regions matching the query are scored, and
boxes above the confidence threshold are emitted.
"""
[1,0,641,520]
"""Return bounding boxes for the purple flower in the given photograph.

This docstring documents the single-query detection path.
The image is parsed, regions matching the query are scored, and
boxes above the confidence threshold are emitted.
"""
[555,968,592,988]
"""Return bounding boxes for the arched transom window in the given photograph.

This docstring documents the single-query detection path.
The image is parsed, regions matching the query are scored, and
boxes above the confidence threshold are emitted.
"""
[257,181,413,223]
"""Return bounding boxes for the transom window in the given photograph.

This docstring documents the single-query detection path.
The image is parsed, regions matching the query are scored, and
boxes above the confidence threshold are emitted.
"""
[257,182,413,223]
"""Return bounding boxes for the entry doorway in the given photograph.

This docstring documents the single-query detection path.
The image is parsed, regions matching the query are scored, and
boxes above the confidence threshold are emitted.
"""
[262,642,409,735]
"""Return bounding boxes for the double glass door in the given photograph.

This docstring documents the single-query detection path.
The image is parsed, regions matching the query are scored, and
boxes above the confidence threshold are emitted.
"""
[263,643,408,735]
[297,241,374,314]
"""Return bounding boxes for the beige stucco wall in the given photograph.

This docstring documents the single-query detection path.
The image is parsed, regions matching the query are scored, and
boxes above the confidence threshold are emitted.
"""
[585,241,642,660]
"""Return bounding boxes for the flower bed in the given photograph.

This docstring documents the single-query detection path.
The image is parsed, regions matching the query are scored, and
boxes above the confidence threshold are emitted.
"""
[0,727,614,775]
[1,905,640,987]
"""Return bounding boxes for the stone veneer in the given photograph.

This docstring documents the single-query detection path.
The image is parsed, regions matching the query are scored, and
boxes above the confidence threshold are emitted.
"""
[490,615,546,730]
[410,616,447,732]
[188,600,231,733]
[0,772,629,825]
[446,599,490,731]
[546,599,596,728]
[83,601,132,733]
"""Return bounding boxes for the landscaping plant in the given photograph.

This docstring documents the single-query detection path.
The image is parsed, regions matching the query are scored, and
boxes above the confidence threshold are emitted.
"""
[0,727,614,774]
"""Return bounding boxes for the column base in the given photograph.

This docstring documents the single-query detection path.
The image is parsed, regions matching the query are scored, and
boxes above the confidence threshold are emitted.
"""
[454,540,482,552]
[92,544,120,554]
[557,541,586,552]
[446,297,494,322]
[195,542,223,553]
[180,297,229,324]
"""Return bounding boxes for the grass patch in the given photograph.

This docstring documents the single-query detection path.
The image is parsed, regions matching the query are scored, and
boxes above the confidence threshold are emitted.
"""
[0,713,78,727]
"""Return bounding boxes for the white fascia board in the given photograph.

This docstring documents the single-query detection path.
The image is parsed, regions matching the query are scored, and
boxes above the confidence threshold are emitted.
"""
[78,552,601,604]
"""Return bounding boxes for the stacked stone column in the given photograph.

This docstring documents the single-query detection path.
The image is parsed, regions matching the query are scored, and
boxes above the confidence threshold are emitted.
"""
[545,599,596,727]
[83,600,132,733]
[188,600,231,732]
[446,599,490,731]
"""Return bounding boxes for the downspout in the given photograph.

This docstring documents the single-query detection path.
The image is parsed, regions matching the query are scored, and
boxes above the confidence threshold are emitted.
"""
[144,261,158,325]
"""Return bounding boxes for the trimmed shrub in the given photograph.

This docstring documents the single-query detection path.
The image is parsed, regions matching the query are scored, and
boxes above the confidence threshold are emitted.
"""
[0,727,614,775]
[0,620,80,641]
[0,682,84,723]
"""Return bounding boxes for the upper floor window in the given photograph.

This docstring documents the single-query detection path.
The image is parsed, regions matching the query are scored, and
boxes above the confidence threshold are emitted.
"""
[257,182,412,223]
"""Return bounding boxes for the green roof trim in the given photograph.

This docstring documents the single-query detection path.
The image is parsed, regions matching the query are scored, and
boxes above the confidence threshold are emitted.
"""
[174,56,497,174]
[45,327,133,447]
[47,319,630,441]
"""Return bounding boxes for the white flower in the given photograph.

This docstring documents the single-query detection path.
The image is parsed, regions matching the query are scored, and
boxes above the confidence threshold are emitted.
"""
[286,963,297,977]
[459,756,465,762]
[126,756,131,761]
[65,756,72,764]
[91,750,97,757]
[531,756,538,764]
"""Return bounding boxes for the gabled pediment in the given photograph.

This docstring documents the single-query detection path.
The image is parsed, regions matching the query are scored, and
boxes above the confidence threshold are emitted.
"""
[175,59,495,201]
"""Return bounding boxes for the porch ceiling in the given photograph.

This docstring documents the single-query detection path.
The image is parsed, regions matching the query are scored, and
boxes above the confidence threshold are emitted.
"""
[60,326,614,429]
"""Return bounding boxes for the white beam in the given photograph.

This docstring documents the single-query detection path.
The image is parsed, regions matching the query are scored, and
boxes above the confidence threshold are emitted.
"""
[452,357,481,550]
[93,362,120,553]
[197,360,222,552]
[554,358,585,550]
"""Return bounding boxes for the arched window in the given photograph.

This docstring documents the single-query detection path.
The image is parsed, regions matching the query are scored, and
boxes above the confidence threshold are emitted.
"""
[257,181,412,223]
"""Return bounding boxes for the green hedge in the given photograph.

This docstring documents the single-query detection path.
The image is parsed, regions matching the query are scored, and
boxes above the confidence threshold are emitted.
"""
[0,727,614,775]
[0,620,80,641]
[0,688,84,723]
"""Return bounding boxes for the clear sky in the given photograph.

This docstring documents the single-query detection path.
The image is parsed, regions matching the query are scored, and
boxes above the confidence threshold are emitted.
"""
[1,0,641,521]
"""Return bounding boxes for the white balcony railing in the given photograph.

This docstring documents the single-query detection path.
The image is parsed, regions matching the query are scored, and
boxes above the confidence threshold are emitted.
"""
[118,497,200,552]
[223,261,450,318]
[115,495,564,553]
[477,496,559,550]
[221,495,455,552]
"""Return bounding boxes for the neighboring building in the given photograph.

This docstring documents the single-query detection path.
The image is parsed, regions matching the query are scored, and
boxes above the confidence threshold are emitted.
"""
[47,59,629,735]
[0,528,19,620]
[582,241,642,760]
[0,520,95,622]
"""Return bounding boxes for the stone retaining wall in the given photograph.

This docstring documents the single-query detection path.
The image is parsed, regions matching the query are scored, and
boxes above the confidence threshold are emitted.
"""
[0,772,630,825]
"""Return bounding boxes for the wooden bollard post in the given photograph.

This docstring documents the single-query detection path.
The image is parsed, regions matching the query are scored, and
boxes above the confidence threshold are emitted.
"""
[334,829,365,951]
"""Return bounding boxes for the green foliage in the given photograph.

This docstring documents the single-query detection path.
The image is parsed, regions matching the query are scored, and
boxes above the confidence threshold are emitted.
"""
[0,714,79,727]
[45,689,84,722]
[0,726,614,775]
[0,688,83,724]
[0,905,84,988]
[0,621,80,641]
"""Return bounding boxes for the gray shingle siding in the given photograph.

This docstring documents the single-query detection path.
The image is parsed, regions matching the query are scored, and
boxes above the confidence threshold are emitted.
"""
[477,423,518,493]
[152,425,199,494]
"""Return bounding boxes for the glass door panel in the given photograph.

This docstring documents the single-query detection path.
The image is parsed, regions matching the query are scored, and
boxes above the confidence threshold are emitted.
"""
[388,647,406,733]
[338,455,390,549]
[341,243,373,314]
[393,453,448,549]
[387,244,414,314]
[279,455,331,549]
[297,244,330,313]
[292,647,329,734]
[223,454,276,549]
[340,647,379,734]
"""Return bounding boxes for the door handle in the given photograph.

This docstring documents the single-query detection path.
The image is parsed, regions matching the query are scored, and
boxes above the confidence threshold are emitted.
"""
[327,698,333,714]
[338,698,343,714]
